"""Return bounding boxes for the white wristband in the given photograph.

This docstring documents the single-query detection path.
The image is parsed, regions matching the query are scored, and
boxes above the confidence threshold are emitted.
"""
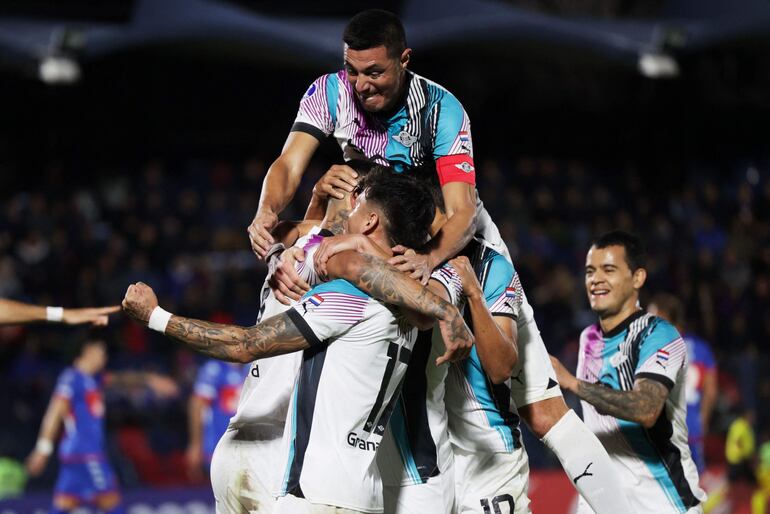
[148,306,173,333]
[35,439,54,456]
[46,306,64,322]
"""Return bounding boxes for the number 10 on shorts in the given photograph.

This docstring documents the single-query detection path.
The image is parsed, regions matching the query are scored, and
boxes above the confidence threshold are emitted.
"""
[480,493,515,514]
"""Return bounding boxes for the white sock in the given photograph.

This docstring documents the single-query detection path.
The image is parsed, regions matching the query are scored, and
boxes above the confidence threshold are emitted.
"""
[541,409,634,514]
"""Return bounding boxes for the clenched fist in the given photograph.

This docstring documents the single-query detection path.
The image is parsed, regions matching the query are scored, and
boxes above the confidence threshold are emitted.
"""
[122,282,159,323]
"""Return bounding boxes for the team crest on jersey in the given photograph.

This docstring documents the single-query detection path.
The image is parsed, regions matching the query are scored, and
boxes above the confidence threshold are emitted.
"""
[304,83,317,98]
[393,130,418,147]
[610,353,628,368]
[454,162,474,173]
[656,349,670,369]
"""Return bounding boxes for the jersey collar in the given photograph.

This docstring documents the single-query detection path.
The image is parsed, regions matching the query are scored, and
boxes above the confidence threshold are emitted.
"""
[601,309,646,338]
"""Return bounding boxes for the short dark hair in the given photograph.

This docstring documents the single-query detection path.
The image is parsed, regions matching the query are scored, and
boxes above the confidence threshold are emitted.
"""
[343,9,407,58]
[410,164,445,214]
[649,292,684,326]
[592,230,646,271]
[358,166,435,249]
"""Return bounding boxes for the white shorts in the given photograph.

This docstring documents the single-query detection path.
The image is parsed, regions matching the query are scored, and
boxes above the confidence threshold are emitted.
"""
[273,494,366,514]
[509,320,562,408]
[383,472,455,514]
[211,426,281,514]
[453,447,531,514]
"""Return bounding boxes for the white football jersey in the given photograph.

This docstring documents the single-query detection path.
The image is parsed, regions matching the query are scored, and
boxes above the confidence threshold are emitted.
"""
[277,279,417,513]
[227,227,330,492]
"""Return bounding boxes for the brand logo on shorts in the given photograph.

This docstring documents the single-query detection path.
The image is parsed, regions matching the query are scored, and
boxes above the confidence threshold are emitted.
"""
[393,130,418,147]
[347,432,379,452]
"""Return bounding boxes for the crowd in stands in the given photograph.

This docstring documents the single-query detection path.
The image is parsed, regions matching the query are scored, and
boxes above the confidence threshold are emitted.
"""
[2,156,768,488]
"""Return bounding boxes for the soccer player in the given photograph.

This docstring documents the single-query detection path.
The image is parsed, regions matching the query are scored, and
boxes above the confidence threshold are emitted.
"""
[648,293,718,474]
[0,298,118,326]
[25,336,178,514]
[122,172,475,514]
[186,359,248,477]
[550,231,707,514]
[253,11,632,512]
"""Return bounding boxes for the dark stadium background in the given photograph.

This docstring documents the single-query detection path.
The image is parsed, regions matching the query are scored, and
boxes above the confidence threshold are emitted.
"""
[1,0,769,512]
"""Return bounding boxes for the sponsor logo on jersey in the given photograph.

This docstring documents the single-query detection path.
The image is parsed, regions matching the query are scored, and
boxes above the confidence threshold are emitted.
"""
[304,83,317,98]
[610,352,628,368]
[347,432,380,452]
[393,130,418,147]
[656,349,670,369]
[454,161,474,173]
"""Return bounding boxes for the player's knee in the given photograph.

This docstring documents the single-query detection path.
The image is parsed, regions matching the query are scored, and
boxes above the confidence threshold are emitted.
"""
[95,491,122,510]
[519,397,569,439]
[53,494,80,511]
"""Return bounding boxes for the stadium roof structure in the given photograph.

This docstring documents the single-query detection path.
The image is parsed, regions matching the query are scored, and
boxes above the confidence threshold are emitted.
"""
[0,0,769,82]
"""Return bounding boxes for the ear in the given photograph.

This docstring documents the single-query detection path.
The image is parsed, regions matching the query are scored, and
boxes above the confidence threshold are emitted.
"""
[362,210,379,235]
[632,267,647,290]
[400,48,411,69]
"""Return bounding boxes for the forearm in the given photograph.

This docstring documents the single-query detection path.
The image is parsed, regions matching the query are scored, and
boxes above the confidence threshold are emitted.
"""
[332,253,454,322]
[164,313,308,363]
[466,294,517,383]
[257,158,303,218]
[0,298,46,324]
[573,379,666,427]
[305,194,329,221]
[428,206,476,266]
[188,397,205,448]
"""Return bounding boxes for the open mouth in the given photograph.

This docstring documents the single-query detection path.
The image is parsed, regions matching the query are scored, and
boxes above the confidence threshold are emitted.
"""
[590,289,609,298]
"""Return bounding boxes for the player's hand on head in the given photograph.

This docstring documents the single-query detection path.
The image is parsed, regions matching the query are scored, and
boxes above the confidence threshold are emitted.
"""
[121,282,159,323]
[248,210,278,260]
[313,164,359,200]
[449,256,483,298]
[436,308,474,366]
[62,305,121,326]
[267,246,310,305]
[388,246,433,285]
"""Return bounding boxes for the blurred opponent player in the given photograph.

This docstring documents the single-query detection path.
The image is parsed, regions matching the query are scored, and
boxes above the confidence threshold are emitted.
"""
[251,10,632,512]
[187,359,248,477]
[25,336,177,514]
[551,231,707,514]
[648,293,718,474]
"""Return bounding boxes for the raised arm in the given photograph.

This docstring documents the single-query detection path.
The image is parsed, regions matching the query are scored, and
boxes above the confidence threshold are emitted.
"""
[249,132,320,258]
[451,256,517,384]
[324,251,474,365]
[0,298,119,326]
[122,282,310,363]
[550,357,669,428]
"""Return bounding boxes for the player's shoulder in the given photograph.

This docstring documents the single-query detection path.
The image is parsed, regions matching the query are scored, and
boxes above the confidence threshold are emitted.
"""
[643,315,683,347]
[302,72,344,97]
[306,278,370,300]
[579,323,603,347]
[58,366,79,383]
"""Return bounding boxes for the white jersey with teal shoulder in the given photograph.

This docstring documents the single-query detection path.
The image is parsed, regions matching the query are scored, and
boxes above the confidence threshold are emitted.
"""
[225,227,332,494]
[277,279,418,513]
[576,311,706,514]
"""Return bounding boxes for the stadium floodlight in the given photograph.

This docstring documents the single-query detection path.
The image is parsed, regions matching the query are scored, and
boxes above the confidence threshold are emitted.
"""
[38,28,83,85]
[638,51,679,79]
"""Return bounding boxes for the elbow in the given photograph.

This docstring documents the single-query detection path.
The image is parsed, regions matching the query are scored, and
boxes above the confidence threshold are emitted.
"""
[489,357,516,385]
[638,411,660,429]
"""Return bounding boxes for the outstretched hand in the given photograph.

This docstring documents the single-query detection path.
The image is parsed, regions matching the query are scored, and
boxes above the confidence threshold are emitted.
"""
[62,305,121,326]
[122,282,159,323]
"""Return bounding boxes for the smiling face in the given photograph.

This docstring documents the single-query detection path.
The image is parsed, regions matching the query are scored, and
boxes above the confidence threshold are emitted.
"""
[585,244,646,321]
[344,45,410,113]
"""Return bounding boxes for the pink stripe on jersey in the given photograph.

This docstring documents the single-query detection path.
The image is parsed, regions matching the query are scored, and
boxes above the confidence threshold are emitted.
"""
[579,324,605,383]
[312,292,369,323]
[298,76,333,135]
[338,75,389,163]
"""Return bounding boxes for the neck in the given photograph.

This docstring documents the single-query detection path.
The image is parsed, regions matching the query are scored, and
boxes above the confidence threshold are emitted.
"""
[74,359,94,375]
[599,300,641,334]
[369,230,394,257]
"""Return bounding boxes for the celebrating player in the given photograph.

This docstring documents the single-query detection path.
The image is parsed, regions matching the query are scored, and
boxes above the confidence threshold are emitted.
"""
[550,231,707,514]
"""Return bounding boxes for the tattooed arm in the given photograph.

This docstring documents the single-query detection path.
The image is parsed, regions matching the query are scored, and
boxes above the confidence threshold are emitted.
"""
[325,251,474,365]
[550,355,668,428]
[122,282,309,363]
